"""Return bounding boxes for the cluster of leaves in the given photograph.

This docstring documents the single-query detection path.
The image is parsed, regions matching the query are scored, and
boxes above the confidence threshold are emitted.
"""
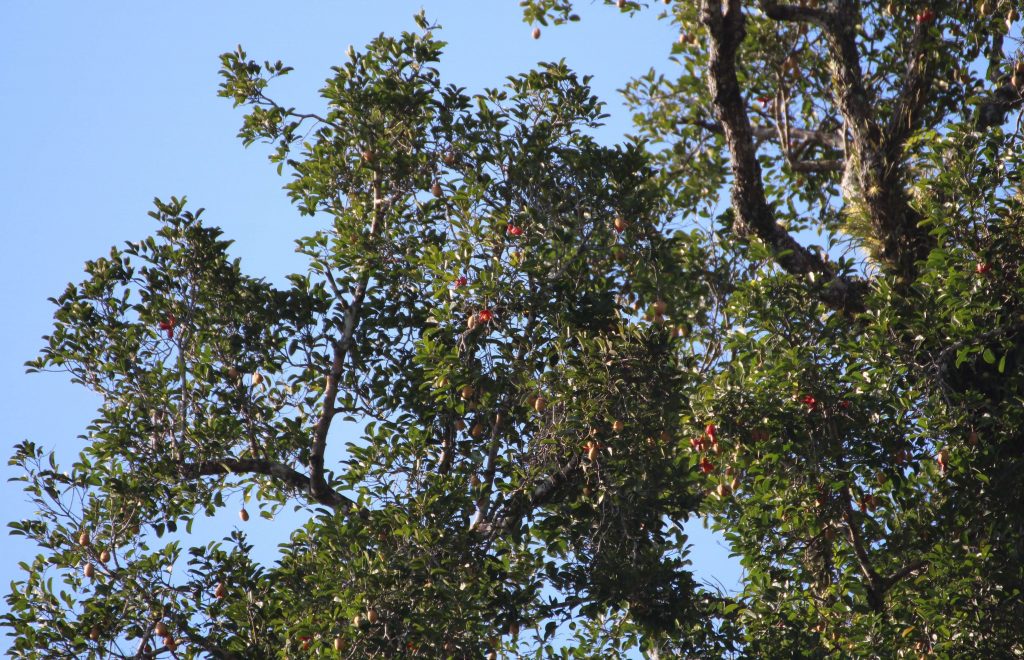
[7,1,1024,657]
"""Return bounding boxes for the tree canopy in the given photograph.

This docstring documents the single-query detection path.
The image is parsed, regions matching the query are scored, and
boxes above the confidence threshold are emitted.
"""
[6,1,1024,657]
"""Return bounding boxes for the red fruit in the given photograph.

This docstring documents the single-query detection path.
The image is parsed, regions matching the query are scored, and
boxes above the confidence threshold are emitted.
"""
[801,394,818,411]
[453,275,468,288]
[916,8,935,24]
[704,423,717,439]
[839,400,852,410]
[532,26,541,39]
[507,225,524,237]
[299,635,312,650]
[214,582,227,599]
[690,437,702,450]
[699,457,714,474]
[976,262,992,274]
[157,313,177,339]
[431,181,443,197]
[613,217,628,233]
[478,309,494,323]
[936,448,949,474]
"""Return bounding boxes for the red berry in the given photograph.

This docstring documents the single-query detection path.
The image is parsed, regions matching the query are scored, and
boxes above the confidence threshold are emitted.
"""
[453,276,468,288]
[839,400,852,410]
[976,262,992,274]
[704,423,717,439]
[699,457,714,474]
[916,8,935,24]
[157,313,177,339]
[801,394,818,411]
[507,225,524,237]
[478,309,494,323]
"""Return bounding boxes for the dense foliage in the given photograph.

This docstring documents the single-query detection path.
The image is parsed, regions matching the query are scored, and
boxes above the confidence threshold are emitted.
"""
[6,1,1024,657]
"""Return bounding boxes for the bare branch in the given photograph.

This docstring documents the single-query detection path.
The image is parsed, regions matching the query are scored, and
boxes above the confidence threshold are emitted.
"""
[884,559,928,589]
[887,22,940,154]
[814,1,933,279]
[841,490,885,611]
[700,0,867,314]
[470,412,505,531]
[309,174,383,502]
[760,0,832,26]
[688,117,844,150]
[182,458,356,510]
[487,455,582,536]
[790,159,844,173]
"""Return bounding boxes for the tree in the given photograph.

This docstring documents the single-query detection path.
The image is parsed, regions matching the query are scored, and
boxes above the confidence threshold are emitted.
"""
[5,1,1024,657]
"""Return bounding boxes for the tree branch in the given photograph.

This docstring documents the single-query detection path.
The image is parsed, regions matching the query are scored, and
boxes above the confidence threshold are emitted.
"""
[883,558,928,590]
[487,455,582,536]
[700,0,867,314]
[181,458,355,510]
[813,1,933,280]
[790,159,844,173]
[841,490,885,611]
[309,175,382,503]
[470,411,505,530]
[886,25,939,153]
[690,117,844,150]
[760,0,831,26]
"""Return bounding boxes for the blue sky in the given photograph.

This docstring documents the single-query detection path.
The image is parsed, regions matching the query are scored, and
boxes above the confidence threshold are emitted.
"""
[0,2,740,649]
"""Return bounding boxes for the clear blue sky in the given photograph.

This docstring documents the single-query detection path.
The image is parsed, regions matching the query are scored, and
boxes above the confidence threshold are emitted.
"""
[0,2,740,648]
